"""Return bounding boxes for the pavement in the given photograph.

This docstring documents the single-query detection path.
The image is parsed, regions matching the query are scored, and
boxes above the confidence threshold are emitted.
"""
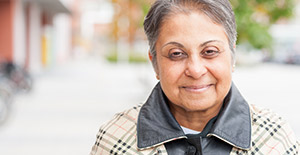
[0,57,299,155]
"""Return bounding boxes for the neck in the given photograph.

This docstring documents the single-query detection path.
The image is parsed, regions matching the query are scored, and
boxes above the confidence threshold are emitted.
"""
[169,102,223,132]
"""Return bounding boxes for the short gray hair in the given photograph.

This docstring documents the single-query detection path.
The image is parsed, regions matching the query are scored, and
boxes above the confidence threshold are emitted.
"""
[143,0,237,69]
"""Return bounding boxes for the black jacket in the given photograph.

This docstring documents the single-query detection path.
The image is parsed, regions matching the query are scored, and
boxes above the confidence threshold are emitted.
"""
[137,82,251,154]
[90,82,299,155]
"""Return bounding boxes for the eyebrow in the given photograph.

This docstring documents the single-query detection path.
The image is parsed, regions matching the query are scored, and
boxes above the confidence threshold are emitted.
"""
[161,40,223,50]
[161,42,185,50]
[200,40,223,47]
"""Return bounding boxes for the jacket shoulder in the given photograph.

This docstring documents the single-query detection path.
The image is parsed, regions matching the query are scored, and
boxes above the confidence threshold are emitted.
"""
[90,104,142,155]
[249,104,299,154]
[90,104,168,155]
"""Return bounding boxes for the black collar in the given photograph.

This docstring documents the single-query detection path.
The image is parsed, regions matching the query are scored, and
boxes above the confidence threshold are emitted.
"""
[137,82,251,150]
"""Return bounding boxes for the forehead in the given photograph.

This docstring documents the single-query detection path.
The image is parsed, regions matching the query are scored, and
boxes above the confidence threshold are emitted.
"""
[157,11,228,47]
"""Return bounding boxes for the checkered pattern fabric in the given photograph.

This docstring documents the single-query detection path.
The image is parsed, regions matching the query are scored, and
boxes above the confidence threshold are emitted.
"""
[90,104,168,155]
[90,104,299,155]
[231,104,299,155]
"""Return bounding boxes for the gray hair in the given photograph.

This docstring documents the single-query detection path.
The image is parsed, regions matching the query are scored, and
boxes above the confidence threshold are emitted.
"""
[143,0,237,69]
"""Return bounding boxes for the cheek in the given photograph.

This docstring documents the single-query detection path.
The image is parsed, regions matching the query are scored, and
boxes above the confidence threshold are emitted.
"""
[159,63,184,84]
[157,57,185,81]
[209,56,233,83]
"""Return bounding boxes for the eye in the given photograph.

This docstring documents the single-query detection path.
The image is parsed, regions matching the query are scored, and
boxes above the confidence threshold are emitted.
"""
[168,49,187,60]
[201,48,220,58]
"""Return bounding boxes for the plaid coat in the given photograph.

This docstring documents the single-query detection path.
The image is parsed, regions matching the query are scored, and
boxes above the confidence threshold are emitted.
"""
[90,84,299,154]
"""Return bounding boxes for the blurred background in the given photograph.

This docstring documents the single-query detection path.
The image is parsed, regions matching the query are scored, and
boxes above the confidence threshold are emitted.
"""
[0,0,299,154]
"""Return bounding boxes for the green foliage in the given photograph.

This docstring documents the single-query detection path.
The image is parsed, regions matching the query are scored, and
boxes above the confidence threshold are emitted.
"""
[131,0,151,27]
[128,0,296,50]
[106,52,118,62]
[106,51,148,63]
[230,0,295,49]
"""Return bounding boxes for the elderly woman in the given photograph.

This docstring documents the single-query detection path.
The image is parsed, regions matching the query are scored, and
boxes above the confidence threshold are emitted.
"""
[90,0,299,154]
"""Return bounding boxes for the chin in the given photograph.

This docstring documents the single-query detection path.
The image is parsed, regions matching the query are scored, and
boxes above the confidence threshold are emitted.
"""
[181,100,215,112]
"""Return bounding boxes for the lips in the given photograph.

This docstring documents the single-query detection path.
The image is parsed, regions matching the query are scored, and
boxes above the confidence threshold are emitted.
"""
[181,84,213,93]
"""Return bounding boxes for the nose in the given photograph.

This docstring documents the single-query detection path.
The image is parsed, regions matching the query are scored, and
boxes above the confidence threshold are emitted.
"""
[185,56,207,79]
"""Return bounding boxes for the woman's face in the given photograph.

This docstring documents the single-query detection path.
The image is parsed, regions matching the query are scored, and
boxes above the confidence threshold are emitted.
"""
[154,12,234,112]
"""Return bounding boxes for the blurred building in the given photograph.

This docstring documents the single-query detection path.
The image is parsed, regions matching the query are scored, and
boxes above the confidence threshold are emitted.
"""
[0,0,71,74]
[270,0,300,64]
[69,0,150,62]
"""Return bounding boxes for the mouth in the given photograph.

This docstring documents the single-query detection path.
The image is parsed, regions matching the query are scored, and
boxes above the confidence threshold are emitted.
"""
[181,84,213,93]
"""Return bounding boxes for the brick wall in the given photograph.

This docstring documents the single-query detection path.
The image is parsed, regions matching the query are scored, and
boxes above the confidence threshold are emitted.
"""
[0,0,14,62]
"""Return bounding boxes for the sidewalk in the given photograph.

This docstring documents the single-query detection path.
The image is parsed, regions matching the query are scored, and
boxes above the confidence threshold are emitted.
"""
[233,63,300,136]
[0,58,157,155]
[0,58,299,155]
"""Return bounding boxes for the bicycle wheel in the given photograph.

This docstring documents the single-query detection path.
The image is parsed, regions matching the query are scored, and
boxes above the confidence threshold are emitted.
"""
[0,97,8,125]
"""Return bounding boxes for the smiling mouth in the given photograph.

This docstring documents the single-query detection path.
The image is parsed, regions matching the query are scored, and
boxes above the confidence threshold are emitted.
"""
[181,84,213,93]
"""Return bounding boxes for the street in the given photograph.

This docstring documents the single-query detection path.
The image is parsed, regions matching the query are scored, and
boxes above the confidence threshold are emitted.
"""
[0,57,299,155]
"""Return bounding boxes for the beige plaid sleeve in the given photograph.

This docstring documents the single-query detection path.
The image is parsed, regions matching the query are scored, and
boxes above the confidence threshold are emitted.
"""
[231,104,299,154]
[90,105,167,155]
[296,140,300,154]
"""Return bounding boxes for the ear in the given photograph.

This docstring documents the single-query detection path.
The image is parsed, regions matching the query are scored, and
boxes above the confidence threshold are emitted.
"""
[148,51,160,80]
[232,44,236,73]
[148,51,153,61]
